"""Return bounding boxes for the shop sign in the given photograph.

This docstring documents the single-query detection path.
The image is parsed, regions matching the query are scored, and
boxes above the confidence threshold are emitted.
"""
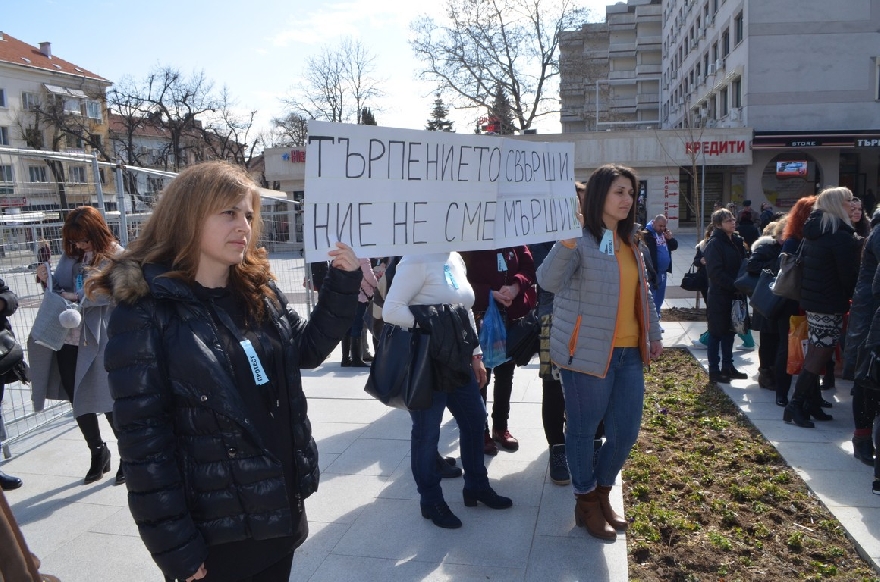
[685,140,747,156]
[663,175,679,221]
[856,138,880,148]
[0,197,26,207]
[281,149,307,163]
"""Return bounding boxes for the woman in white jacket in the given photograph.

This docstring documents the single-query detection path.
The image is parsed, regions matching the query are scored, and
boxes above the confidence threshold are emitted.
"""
[382,252,512,529]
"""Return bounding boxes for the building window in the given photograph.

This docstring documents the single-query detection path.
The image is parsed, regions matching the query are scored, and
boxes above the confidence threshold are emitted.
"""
[0,127,7,146]
[721,29,730,56]
[732,78,742,108]
[734,12,744,44]
[0,165,12,183]
[66,133,84,149]
[148,176,165,192]
[63,99,81,114]
[90,133,102,148]
[720,87,729,117]
[69,166,87,183]
[85,100,102,120]
[21,92,39,110]
[28,166,48,183]
[876,58,880,100]
[0,89,6,108]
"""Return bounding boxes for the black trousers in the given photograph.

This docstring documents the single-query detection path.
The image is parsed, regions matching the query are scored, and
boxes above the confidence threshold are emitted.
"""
[542,376,565,446]
[56,344,111,448]
[481,359,515,431]
[164,552,294,582]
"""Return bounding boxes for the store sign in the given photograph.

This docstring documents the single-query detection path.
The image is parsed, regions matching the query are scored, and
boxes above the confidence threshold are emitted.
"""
[787,139,819,147]
[281,149,306,163]
[856,138,880,148]
[685,140,747,156]
[0,197,26,207]
[663,175,679,221]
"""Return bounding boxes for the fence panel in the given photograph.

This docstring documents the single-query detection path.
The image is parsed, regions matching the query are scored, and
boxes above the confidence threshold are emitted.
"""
[0,149,314,451]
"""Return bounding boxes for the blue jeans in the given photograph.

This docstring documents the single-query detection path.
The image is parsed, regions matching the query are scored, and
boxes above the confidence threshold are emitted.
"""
[348,301,368,337]
[707,331,735,372]
[560,348,645,495]
[409,371,490,505]
[653,272,667,318]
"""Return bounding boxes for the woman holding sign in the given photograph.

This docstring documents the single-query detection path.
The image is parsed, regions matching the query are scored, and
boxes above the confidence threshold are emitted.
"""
[89,161,362,582]
[537,164,662,541]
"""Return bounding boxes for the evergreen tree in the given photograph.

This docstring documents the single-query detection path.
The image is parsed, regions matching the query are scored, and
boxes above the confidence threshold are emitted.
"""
[488,84,516,135]
[425,94,454,132]
[359,107,377,125]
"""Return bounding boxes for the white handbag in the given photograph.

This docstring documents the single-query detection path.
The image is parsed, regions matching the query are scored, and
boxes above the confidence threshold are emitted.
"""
[30,263,77,351]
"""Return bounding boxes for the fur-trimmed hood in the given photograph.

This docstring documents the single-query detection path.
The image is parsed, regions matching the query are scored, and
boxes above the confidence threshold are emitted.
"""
[750,235,778,254]
[106,260,152,304]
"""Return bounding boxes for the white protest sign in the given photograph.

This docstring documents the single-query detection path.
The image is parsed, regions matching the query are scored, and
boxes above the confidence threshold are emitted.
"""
[303,121,579,261]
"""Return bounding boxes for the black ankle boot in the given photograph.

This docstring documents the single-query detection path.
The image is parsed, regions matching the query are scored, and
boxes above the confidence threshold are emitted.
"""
[350,337,369,368]
[783,401,815,428]
[84,442,111,484]
[341,336,352,367]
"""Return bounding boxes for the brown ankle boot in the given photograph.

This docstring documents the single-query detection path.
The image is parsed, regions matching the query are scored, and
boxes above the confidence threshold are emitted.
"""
[596,485,628,530]
[574,492,616,540]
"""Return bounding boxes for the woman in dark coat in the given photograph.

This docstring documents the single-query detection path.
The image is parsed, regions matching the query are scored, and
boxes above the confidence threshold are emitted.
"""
[703,208,748,383]
[785,187,861,428]
[842,208,880,466]
[745,221,785,389]
[0,277,22,491]
[461,246,537,454]
[89,162,362,582]
[773,196,816,406]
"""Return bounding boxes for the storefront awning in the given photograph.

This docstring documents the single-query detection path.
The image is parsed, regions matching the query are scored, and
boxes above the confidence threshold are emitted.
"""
[752,130,880,149]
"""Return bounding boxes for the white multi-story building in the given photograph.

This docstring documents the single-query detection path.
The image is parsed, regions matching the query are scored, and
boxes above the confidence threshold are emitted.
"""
[0,32,112,215]
[560,0,880,226]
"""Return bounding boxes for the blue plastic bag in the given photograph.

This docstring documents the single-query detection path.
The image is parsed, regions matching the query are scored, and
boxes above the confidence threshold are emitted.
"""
[479,291,510,369]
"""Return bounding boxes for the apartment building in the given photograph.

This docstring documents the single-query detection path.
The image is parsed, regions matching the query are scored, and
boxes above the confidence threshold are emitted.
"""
[0,32,113,215]
[560,0,662,132]
[559,0,880,226]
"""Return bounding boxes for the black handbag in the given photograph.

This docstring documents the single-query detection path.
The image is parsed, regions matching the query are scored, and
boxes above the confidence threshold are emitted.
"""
[0,328,24,377]
[855,345,880,392]
[750,269,785,319]
[680,264,707,293]
[772,240,804,301]
[506,309,540,367]
[364,323,434,410]
[734,259,759,295]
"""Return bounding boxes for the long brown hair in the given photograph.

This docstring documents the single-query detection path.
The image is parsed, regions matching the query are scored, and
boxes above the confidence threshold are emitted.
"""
[88,161,274,319]
[782,195,817,240]
[580,164,638,246]
[62,206,118,266]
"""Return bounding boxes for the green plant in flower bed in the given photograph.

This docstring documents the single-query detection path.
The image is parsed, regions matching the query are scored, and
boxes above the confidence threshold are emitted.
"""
[626,348,880,581]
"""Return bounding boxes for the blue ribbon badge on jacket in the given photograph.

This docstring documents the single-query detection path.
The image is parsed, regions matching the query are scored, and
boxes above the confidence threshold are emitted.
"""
[240,340,269,385]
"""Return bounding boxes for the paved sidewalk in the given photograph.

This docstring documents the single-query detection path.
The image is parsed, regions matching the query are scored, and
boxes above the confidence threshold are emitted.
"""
[3,232,880,579]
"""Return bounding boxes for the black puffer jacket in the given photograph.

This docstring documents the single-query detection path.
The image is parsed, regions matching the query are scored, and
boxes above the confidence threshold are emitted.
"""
[104,261,360,580]
[703,228,746,336]
[799,210,860,314]
[745,235,782,332]
[845,220,880,376]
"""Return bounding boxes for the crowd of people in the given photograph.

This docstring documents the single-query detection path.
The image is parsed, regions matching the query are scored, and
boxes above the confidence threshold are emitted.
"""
[1,156,879,580]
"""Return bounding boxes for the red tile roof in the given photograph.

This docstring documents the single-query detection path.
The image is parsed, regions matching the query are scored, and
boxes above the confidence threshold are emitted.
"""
[0,32,109,83]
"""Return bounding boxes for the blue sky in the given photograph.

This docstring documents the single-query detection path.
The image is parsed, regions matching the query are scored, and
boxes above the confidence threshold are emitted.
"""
[5,0,607,137]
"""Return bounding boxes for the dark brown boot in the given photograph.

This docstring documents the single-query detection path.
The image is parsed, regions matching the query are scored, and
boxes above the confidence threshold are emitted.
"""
[596,485,628,530]
[350,337,369,368]
[574,491,616,540]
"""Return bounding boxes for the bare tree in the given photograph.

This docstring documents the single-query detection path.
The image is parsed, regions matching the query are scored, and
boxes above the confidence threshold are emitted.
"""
[268,112,309,147]
[410,0,587,132]
[200,86,261,169]
[143,67,217,171]
[282,37,383,124]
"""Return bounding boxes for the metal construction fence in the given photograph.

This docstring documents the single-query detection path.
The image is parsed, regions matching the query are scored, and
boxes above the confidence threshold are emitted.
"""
[0,148,315,455]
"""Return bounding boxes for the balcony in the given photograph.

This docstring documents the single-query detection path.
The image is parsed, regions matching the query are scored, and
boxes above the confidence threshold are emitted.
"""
[637,93,660,104]
[636,63,662,75]
[609,41,637,53]
[637,35,662,47]
[609,69,637,80]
